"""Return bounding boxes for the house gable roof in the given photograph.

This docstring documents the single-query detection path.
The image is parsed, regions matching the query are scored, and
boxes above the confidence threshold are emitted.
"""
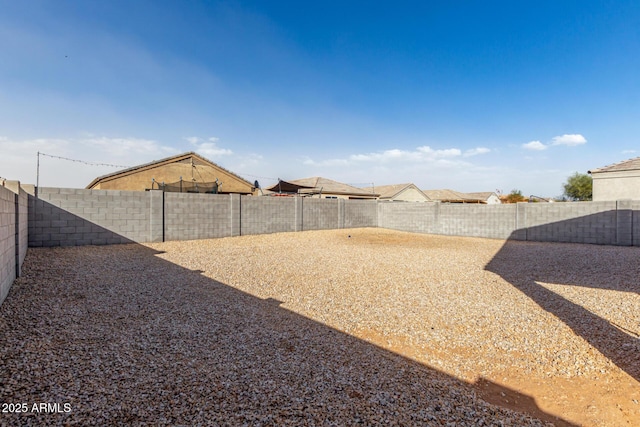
[86,151,253,189]
[589,156,640,174]
[361,183,430,200]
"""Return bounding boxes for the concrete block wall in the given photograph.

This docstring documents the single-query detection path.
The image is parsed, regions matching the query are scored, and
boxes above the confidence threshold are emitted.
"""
[343,200,378,229]
[521,201,617,245]
[302,198,340,231]
[438,204,516,239]
[377,202,438,234]
[241,196,296,236]
[615,200,633,246]
[24,187,639,247]
[17,187,28,269]
[4,182,29,270]
[165,193,232,241]
[149,190,164,243]
[0,186,15,305]
[631,200,640,246]
[29,188,150,247]
[0,182,28,306]
[378,202,516,239]
[378,200,637,245]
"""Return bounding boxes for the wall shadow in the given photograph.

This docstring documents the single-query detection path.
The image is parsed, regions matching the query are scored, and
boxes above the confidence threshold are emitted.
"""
[28,197,136,247]
[485,218,640,383]
[1,233,573,425]
[515,209,621,246]
[475,377,568,425]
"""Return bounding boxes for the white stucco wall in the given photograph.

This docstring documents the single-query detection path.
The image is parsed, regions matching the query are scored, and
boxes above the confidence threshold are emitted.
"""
[485,194,501,204]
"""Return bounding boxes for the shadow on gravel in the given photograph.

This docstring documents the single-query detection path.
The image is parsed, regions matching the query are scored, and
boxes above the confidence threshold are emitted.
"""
[0,241,574,426]
[485,234,640,383]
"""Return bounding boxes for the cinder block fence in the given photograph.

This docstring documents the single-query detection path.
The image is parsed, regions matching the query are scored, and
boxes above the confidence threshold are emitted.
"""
[0,182,28,305]
[28,188,379,246]
[378,199,639,245]
[1,183,638,306]
[26,187,640,247]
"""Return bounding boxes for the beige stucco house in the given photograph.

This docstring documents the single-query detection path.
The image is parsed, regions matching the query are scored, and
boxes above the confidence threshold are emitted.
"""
[87,152,256,195]
[464,192,502,204]
[361,183,431,202]
[589,156,640,201]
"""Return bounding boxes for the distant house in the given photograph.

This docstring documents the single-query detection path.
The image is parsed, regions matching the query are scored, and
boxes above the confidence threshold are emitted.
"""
[265,177,379,199]
[86,152,255,195]
[361,183,431,202]
[423,189,501,204]
[464,192,502,204]
[589,156,640,201]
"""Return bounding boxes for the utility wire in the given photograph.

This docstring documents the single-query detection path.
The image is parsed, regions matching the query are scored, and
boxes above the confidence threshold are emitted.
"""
[38,152,131,168]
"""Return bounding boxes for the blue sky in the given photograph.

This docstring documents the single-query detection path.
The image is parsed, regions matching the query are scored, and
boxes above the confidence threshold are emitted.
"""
[1,0,639,197]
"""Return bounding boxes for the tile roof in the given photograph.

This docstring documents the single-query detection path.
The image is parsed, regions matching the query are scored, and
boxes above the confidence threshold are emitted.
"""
[422,189,468,201]
[589,156,640,173]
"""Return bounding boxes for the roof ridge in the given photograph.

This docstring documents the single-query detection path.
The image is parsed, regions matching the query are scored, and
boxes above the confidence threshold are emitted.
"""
[589,155,640,173]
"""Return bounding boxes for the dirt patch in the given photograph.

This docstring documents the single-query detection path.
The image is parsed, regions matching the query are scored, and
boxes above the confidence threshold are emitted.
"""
[475,369,639,427]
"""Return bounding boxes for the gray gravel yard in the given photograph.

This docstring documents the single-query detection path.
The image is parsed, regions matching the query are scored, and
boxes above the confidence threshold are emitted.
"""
[0,228,638,426]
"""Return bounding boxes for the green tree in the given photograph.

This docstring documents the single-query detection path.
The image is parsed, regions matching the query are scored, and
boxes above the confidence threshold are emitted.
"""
[563,172,592,201]
[505,189,525,203]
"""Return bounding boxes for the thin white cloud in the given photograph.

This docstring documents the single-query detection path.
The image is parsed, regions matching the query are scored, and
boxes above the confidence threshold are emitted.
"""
[416,146,462,158]
[551,134,587,146]
[302,156,350,167]
[522,134,587,151]
[196,143,233,157]
[350,146,463,163]
[0,135,181,187]
[522,140,547,151]
[463,147,491,157]
[301,145,482,169]
[186,136,220,144]
[234,153,264,170]
[81,136,177,157]
[188,136,233,157]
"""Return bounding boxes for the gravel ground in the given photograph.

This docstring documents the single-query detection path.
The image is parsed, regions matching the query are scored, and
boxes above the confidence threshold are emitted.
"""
[0,228,638,426]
